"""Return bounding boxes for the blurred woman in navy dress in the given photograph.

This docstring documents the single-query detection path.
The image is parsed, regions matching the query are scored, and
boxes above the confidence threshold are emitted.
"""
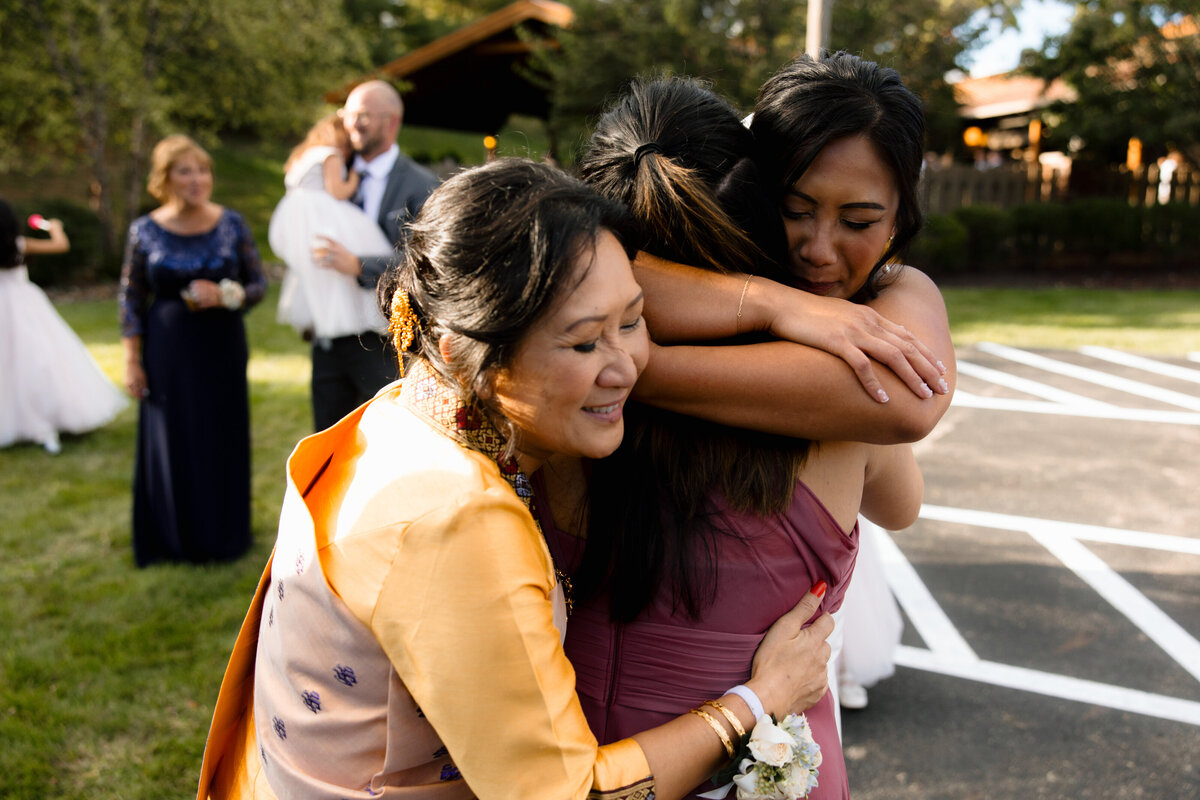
[119,135,267,567]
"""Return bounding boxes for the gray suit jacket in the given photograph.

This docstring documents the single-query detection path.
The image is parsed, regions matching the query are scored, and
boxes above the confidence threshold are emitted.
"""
[356,152,440,289]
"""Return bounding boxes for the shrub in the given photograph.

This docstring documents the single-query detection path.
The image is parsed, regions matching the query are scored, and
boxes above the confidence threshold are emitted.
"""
[1010,202,1069,262]
[1063,197,1143,255]
[910,213,968,274]
[1144,202,1200,252]
[951,205,1011,265]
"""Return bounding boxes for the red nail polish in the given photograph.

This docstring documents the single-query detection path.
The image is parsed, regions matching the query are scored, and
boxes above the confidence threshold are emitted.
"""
[812,580,827,599]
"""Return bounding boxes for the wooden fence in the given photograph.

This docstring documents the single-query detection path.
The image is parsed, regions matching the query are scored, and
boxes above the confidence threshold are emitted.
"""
[920,159,1200,216]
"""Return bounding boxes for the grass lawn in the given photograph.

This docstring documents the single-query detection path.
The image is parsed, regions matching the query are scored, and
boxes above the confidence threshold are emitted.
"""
[1,283,1198,799]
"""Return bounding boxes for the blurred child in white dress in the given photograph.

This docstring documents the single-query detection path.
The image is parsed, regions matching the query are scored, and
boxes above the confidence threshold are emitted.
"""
[0,199,127,453]
[268,114,391,340]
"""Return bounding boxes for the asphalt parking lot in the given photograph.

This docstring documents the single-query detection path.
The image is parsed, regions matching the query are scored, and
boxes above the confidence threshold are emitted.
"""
[842,343,1200,799]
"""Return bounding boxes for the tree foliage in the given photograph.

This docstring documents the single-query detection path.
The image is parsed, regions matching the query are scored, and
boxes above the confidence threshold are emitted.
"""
[342,0,513,66]
[0,0,369,260]
[536,0,1017,162]
[1024,1,1200,165]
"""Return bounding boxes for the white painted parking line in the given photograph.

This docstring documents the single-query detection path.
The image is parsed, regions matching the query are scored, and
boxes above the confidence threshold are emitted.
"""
[873,526,977,661]
[1028,529,1200,684]
[884,347,1200,731]
[951,390,1200,425]
[1079,346,1200,385]
[894,646,1200,727]
[919,504,1200,556]
[977,342,1200,410]
[957,360,1114,407]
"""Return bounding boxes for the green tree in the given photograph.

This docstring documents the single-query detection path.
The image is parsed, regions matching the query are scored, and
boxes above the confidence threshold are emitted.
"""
[536,0,1017,162]
[830,0,1019,151]
[1024,2,1200,165]
[342,0,515,66]
[0,0,368,262]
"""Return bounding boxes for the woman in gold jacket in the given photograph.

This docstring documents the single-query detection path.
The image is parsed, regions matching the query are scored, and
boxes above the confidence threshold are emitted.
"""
[198,159,835,800]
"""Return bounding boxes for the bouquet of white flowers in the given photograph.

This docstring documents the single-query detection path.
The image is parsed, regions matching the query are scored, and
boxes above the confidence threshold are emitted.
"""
[701,713,821,800]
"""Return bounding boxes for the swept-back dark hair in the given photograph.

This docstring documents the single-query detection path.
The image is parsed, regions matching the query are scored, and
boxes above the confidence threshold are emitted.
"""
[379,158,636,443]
[0,199,20,269]
[580,76,790,285]
[577,77,809,622]
[752,51,926,301]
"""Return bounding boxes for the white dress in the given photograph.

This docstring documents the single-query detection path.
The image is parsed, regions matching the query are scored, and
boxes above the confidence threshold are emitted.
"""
[268,146,392,339]
[828,517,903,731]
[0,247,128,451]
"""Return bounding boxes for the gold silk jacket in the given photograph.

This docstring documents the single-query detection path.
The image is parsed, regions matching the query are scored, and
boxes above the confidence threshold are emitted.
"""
[197,362,654,800]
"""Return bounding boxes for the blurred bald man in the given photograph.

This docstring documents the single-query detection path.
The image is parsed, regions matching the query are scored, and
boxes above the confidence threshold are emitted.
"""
[313,80,439,430]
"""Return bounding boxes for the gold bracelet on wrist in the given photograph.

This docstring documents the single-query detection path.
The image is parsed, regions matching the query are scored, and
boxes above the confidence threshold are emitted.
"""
[735,276,752,334]
[705,699,747,740]
[689,707,735,759]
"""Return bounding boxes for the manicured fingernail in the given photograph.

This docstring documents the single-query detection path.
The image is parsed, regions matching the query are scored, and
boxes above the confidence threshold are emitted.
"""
[876,389,889,403]
[812,580,827,599]
[938,378,949,394]
[937,360,947,374]
[920,383,933,398]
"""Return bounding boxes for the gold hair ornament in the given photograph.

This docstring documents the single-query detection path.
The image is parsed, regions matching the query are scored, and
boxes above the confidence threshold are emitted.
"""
[389,290,417,375]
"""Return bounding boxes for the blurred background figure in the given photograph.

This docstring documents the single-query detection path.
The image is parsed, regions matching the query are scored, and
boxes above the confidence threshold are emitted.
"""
[302,80,439,431]
[0,199,127,454]
[268,113,392,430]
[118,135,266,568]
[834,520,904,712]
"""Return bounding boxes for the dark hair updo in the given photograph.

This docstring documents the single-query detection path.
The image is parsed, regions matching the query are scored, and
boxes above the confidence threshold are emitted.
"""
[579,76,789,283]
[751,51,926,300]
[380,158,636,412]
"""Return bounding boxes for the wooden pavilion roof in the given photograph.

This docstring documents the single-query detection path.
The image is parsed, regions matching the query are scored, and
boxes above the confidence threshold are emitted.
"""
[324,0,574,133]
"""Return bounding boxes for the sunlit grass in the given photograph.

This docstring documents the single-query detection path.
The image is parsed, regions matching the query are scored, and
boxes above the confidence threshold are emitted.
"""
[942,287,1200,355]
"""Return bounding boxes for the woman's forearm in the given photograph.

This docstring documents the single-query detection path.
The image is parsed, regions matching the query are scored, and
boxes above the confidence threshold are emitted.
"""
[634,694,758,799]
[634,254,949,403]
[634,267,956,443]
[637,339,944,442]
[633,252,755,342]
[22,220,70,255]
[121,335,142,365]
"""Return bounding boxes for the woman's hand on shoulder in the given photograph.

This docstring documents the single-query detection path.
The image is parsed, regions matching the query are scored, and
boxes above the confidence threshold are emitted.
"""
[746,273,948,404]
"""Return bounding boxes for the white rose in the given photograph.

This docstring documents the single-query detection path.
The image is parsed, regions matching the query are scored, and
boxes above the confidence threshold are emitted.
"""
[733,766,787,800]
[746,715,796,768]
[779,761,818,799]
[732,768,763,799]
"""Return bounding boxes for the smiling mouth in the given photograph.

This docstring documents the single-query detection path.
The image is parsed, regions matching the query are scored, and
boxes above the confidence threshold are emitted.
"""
[584,402,620,415]
[582,399,627,423]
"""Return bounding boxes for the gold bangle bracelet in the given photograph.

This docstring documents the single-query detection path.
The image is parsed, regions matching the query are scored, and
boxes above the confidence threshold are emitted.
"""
[706,699,747,739]
[689,707,735,759]
[735,276,752,334]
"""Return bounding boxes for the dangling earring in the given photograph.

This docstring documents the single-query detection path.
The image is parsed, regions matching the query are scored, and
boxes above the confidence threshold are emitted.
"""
[879,234,896,275]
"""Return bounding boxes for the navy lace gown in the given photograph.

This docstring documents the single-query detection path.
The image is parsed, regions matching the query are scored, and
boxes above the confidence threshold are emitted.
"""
[119,210,267,567]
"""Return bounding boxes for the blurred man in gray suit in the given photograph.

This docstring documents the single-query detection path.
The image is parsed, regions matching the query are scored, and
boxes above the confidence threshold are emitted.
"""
[314,80,439,430]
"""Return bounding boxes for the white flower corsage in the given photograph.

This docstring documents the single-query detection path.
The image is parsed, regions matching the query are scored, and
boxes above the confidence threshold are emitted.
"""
[699,713,821,800]
[218,278,245,310]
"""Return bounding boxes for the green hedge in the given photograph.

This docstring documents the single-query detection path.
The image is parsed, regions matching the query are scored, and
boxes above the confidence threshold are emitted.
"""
[914,198,1200,275]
